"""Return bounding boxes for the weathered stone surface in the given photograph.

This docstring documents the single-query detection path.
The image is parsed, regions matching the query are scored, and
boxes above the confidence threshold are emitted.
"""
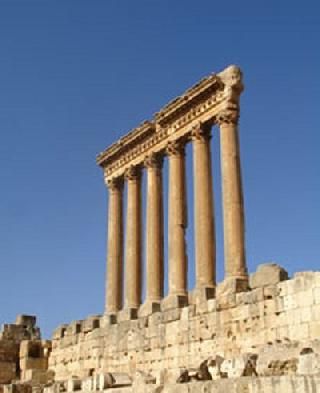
[297,348,320,375]
[250,263,289,289]
[220,353,258,378]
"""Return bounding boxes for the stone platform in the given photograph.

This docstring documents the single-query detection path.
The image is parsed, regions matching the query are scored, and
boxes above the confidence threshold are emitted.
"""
[49,266,320,381]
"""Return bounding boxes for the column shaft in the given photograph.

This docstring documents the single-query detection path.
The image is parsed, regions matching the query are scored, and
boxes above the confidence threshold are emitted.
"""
[105,178,124,314]
[218,110,247,279]
[192,125,216,290]
[145,153,164,303]
[167,141,187,296]
[124,167,142,310]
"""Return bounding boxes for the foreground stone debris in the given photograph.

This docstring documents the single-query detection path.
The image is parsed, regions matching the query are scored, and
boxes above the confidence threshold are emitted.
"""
[1,66,320,392]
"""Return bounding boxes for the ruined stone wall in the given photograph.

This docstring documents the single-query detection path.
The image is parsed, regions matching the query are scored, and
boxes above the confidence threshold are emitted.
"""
[0,315,48,385]
[49,267,320,381]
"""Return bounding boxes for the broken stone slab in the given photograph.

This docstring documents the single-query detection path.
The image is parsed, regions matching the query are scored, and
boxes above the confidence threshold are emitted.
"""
[176,369,190,383]
[67,378,82,392]
[220,353,258,378]
[176,361,213,383]
[97,372,131,390]
[81,376,94,391]
[97,373,115,390]
[207,355,226,380]
[256,342,300,376]
[250,263,288,289]
[132,370,156,387]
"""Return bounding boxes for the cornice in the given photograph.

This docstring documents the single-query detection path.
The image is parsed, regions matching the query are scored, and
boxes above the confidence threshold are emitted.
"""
[97,65,243,182]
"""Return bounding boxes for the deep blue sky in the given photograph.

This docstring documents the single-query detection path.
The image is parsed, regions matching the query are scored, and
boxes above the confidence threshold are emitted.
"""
[0,1,319,338]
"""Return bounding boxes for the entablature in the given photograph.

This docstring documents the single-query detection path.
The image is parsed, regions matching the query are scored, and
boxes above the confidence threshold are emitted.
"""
[97,65,243,183]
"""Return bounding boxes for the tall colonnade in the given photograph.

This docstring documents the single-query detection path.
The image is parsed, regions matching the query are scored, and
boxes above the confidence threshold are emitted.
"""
[97,65,248,321]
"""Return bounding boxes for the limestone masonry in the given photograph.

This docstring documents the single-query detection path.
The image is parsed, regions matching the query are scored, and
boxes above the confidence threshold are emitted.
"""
[1,66,319,393]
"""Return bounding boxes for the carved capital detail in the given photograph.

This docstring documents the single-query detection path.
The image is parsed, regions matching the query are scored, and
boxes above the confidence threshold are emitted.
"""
[106,176,124,191]
[144,152,163,170]
[166,140,185,157]
[124,165,141,181]
[216,107,239,126]
[191,123,211,142]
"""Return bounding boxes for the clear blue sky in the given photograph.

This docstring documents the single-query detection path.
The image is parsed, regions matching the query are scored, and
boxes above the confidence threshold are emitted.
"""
[0,1,319,338]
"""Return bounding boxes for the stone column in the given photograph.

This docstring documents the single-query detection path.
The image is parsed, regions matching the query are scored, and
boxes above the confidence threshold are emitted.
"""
[105,177,124,319]
[162,140,188,310]
[217,107,248,293]
[191,124,216,302]
[139,153,164,317]
[122,165,142,320]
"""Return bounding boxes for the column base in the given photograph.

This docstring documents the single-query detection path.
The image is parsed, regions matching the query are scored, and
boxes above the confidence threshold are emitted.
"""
[138,301,161,317]
[102,313,118,326]
[118,307,138,322]
[217,276,249,297]
[189,286,215,305]
[161,294,188,311]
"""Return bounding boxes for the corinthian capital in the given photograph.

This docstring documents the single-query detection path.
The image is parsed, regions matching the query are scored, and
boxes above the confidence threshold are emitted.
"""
[124,165,141,181]
[166,140,185,157]
[144,152,163,169]
[106,176,124,191]
[216,107,239,126]
[191,122,211,142]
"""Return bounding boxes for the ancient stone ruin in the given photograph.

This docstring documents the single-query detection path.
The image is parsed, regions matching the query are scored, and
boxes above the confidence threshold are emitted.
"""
[1,65,319,392]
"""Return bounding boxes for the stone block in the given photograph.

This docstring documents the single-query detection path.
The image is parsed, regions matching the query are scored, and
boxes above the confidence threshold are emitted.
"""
[118,308,138,321]
[112,372,132,386]
[297,289,315,308]
[216,293,236,311]
[138,301,161,317]
[82,315,101,333]
[21,369,53,384]
[161,295,188,311]
[189,287,215,305]
[52,324,68,339]
[263,285,279,300]
[0,361,16,384]
[300,307,312,323]
[297,349,320,375]
[20,357,48,371]
[3,384,32,393]
[207,299,217,312]
[313,287,320,304]
[217,277,249,296]
[66,321,82,336]
[162,309,181,323]
[309,322,320,340]
[250,263,288,289]
[15,315,36,328]
[148,312,162,327]
[104,313,117,325]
